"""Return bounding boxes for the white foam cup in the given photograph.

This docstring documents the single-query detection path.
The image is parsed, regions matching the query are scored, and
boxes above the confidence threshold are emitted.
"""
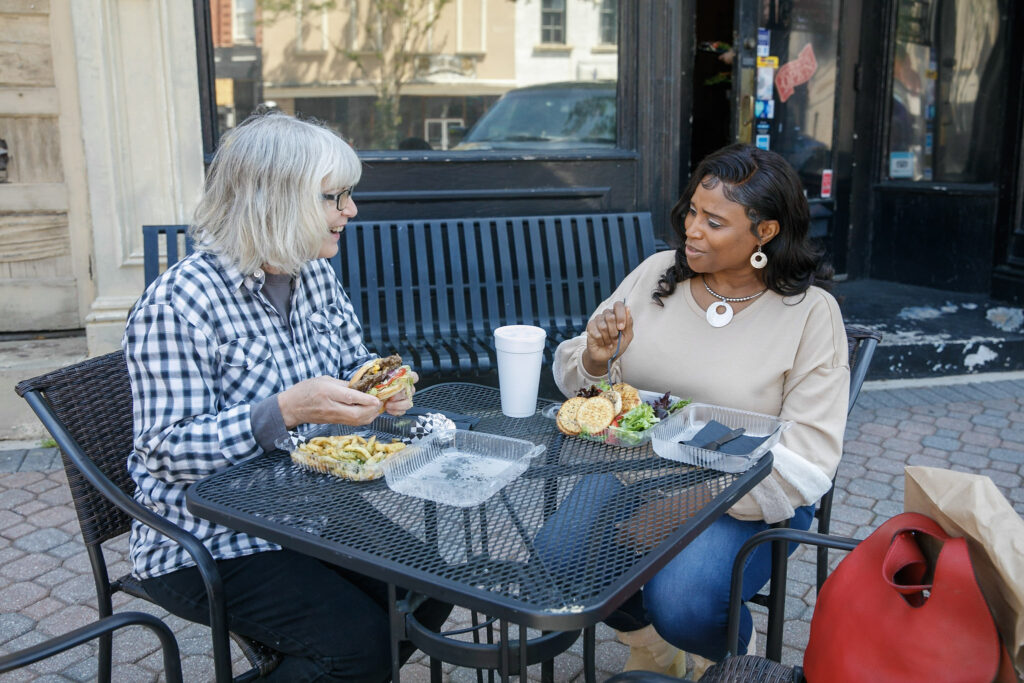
[494,325,547,418]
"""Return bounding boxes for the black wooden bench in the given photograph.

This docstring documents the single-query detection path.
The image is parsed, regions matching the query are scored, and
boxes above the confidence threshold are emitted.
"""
[143,213,657,377]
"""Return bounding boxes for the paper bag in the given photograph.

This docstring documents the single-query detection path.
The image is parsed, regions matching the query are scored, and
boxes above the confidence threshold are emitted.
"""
[904,466,1024,673]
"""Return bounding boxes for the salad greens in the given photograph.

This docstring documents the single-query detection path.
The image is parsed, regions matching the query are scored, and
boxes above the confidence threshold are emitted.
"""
[618,403,658,431]
[615,395,691,433]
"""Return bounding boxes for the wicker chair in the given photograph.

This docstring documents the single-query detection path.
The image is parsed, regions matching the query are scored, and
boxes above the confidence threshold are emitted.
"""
[15,351,281,683]
[0,611,183,682]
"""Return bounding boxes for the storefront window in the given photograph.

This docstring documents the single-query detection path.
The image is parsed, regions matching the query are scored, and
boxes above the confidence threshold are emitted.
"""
[754,0,841,198]
[209,0,619,153]
[886,0,1008,182]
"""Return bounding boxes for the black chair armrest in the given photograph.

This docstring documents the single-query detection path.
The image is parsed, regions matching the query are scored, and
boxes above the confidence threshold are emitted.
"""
[21,389,235,683]
[725,528,859,658]
[0,611,183,683]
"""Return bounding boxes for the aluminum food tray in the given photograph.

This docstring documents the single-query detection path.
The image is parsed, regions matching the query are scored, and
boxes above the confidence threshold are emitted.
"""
[276,414,418,480]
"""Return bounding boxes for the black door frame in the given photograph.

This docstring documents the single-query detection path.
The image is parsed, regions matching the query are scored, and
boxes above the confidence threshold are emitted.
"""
[849,0,1024,296]
[728,0,860,275]
[991,0,1024,301]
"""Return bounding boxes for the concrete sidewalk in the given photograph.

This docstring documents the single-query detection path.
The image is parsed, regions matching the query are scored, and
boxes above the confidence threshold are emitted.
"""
[2,372,1023,681]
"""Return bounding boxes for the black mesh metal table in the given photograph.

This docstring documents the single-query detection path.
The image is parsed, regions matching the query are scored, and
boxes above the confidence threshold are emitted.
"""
[186,383,772,681]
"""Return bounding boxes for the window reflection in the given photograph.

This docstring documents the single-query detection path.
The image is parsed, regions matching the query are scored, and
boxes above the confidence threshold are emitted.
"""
[210,0,618,152]
[753,0,841,198]
[542,0,567,45]
[233,0,255,44]
[886,0,1007,182]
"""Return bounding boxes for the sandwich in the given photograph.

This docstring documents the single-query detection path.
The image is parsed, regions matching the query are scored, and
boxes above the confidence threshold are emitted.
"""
[349,354,415,404]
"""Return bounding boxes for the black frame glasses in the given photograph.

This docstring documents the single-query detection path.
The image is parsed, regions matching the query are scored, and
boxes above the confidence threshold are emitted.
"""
[322,187,353,211]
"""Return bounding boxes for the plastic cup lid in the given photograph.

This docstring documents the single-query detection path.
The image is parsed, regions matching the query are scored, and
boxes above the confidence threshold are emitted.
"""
[494,325,547,353]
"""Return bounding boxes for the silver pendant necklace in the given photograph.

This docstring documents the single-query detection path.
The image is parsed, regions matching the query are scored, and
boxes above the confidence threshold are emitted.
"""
[703,275,767,327]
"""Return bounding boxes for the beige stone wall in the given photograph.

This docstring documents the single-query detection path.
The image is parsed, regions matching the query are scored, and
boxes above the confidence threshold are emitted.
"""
[69,1,206,355]
[0,1,206,353]
[0,0,83,333]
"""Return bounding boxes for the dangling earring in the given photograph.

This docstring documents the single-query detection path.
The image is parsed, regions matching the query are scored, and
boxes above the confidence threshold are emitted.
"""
[750,243,767,269]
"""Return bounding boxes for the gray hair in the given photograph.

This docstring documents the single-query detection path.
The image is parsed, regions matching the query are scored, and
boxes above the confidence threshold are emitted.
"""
[190,112,361,275]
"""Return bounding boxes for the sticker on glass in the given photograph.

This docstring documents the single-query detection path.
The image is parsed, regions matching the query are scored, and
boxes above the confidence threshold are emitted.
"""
[757,28,770,57]
[754,100,775,119]
[889,152,914,178]
[755,134,771,151]
[821,169,833,198]
[775,43,817,103]
[756,67,775,100]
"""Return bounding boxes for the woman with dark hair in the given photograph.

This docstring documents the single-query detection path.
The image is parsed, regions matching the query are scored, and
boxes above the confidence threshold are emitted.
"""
[552,143,849,675]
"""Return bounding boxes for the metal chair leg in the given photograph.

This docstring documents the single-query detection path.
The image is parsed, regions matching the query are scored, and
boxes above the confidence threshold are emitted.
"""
[583,626,597,683]
[542,654,554,683]
[764,520,790,662]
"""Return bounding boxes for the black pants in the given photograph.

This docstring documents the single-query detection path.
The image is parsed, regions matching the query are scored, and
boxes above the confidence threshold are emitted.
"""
[140,549,452,682]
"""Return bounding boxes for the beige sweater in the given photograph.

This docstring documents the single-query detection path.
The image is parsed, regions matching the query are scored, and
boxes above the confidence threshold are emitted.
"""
[552,250,850,522]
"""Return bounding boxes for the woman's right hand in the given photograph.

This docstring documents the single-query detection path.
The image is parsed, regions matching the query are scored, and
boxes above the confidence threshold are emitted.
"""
[582,301,634,377]
[277,376,382,428]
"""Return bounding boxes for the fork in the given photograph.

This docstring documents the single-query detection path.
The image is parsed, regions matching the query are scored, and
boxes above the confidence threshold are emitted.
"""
[699,427,746,451]
[606,299,627,381]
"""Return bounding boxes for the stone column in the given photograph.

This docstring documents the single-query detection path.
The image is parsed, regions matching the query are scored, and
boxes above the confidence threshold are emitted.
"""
[70,0,205,354]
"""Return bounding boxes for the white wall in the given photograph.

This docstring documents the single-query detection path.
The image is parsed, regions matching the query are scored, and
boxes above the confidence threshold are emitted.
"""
[514,0,618,86]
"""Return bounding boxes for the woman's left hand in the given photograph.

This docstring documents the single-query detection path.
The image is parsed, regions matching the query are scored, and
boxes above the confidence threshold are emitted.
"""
[383,370,419,415]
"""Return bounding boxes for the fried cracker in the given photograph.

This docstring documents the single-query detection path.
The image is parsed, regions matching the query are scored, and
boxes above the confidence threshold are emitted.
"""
[613,383,642,412]
[576,396,616,433]
[556,396,587,435]
[602,389,623,416]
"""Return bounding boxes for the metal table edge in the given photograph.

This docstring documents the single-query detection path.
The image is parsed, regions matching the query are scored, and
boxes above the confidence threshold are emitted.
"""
[184,451,774,631]
[185,478,602,630]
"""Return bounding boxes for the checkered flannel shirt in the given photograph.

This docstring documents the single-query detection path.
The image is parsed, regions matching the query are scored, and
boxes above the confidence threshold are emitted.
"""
[123,251,375,579]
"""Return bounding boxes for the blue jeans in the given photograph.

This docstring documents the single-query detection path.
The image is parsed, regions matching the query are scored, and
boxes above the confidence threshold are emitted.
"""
[641,505,815,661]
[533,476,814,662]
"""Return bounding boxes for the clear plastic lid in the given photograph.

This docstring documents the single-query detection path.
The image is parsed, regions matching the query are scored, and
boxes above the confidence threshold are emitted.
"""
[493,325,547,353]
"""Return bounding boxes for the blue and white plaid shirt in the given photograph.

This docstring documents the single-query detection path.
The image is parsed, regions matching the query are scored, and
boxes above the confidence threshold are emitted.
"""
[123,251,375,579]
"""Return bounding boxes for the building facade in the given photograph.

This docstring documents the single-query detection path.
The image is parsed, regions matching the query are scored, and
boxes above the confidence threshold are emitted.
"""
[1,0,1022,354]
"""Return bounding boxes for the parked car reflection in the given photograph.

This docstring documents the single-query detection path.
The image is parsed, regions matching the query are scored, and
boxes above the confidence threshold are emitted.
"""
[453,81,616,151]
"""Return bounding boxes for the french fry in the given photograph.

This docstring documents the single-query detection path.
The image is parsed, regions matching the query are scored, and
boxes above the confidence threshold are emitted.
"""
[292,433,406,480]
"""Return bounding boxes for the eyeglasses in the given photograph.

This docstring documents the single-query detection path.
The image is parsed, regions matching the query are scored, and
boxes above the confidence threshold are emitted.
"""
[321,187,354,211]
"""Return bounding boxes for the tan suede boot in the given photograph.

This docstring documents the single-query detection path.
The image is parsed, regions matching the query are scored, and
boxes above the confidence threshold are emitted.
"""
[689,653,713,680]
[690,629,756,679]
[615,625,688,677]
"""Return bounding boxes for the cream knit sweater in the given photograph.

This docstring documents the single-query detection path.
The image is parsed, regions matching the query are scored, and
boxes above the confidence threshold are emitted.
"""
[552,250,850,522]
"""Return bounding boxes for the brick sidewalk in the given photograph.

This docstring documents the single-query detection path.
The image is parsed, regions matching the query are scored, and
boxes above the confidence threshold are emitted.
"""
[2,376,1023,681]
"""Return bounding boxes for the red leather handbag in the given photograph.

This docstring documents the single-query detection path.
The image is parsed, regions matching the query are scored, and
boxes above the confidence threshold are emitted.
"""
[804,512,1012,682]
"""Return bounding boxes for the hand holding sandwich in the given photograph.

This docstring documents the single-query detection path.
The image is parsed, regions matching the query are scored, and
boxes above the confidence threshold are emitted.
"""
[277,376,383,428]
[277,355,418,427]
[582,301,634,377]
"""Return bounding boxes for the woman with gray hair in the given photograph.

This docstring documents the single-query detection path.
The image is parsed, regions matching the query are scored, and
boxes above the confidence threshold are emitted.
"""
[123,112,450,680]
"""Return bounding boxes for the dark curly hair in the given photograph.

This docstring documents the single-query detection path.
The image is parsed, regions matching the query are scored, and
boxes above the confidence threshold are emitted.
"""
[653,143,833,305]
